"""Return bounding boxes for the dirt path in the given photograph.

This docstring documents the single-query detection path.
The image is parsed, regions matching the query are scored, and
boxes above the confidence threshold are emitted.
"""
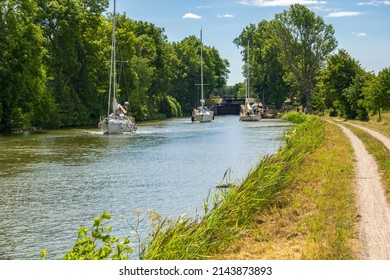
[329,120,390,259]
[345,122,390,150]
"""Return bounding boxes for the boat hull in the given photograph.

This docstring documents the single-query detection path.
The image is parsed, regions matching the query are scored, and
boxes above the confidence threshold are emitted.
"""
[99,117,137,134]
[192,112,214,123]
[239,114,261,121]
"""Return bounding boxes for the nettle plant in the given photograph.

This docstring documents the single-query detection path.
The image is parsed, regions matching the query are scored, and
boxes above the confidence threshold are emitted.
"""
[42,210,132,260]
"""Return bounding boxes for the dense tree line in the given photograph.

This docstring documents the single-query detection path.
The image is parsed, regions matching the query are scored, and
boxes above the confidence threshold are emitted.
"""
[234,4,389,118]
[314,49,390,121]
[0,0,229,132]
[2,2,388,132]
[0,0,48,131]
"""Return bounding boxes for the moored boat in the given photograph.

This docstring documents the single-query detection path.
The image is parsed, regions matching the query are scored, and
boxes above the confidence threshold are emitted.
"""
[98,0,136,134]
[191,29,214,123]
[239,41,261,122]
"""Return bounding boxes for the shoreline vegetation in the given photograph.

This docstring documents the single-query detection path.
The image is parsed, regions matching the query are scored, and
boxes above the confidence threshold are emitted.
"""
[58,112,389,260]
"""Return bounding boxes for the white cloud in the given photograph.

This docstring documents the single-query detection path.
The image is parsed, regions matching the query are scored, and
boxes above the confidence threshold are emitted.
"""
[182,13,202,19]
[238,0,327,7]
[310,5,332,12]
[358,1,390,5]
[352,32,368,37]
[218,14,235,18]
[197,5,213,9]
[358,1,379,5]
[326,11,362,17]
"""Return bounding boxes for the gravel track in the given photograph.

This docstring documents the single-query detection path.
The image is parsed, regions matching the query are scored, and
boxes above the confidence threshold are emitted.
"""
[329,120,390,259]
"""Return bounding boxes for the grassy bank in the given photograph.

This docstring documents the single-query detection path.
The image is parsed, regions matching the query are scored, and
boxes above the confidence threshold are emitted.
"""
[142,114,358,259]
[214,119,358,259]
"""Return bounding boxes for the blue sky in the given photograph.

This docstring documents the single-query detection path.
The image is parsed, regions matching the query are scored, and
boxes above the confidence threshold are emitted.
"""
[114,0,390,85]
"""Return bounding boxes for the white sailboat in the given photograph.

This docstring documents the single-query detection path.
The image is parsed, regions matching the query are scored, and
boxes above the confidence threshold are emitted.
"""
[98,0,137,134]
[239,41,261,122]
[191,29,214,123]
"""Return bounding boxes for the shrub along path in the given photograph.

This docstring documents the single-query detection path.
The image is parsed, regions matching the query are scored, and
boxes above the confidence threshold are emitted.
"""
[330,120,390,259]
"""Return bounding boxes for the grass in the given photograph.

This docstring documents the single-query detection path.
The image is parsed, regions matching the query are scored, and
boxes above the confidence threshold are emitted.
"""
[213,120,359,259]
[142,114,359,260]
[345,124,390,204]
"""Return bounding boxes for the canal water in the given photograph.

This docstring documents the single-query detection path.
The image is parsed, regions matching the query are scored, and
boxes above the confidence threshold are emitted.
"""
[0,115,291,259]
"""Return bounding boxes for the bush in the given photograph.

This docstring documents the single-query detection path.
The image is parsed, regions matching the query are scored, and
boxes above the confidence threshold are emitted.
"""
[282,111,308,124]
[45,211,133,260]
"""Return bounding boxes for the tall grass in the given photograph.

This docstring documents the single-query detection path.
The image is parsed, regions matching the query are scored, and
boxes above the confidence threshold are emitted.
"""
[143,116,325,259]
[216,121,358,260]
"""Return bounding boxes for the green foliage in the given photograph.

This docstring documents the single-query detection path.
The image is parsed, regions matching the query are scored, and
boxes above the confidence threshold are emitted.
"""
[282,111,308,124]
[316,49,368,120]
[62,210,132,260]
[234,21,289,108]
[363,68,390,121]
[0,0,51,131]
[341,76,369,121]
[170,35,229,115]
[234,4,336,110]
[310,89,326,115]
[214,84,242,97]
[37,0,109,128]
[274,4,337,108]
[1,0,228,131]
[159,95,182,118]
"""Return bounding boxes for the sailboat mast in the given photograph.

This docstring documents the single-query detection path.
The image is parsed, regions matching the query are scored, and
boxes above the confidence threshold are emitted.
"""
[112,0,117,112]
[246,40,250,103]
[107,0,117,116]
[200,29,204,107]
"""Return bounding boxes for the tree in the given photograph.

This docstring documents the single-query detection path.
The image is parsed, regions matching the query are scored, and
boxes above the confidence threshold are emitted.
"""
[170,36,201,113]
[170,35,229,114]
[316,49,367,119]
[234,20,289,108]
[37,0,109,127]
[376,68,390,113]
[274,4,337,108]
[363,68,390,121]
[341,74,369,120]
[1,1,228,130]
[0,0,51,132]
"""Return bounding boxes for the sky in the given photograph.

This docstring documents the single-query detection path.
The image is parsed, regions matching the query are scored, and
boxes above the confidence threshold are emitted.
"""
[113,0,390,85]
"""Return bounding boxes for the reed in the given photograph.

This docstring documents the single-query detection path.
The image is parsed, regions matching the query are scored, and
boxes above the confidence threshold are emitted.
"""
[143,116,326,259]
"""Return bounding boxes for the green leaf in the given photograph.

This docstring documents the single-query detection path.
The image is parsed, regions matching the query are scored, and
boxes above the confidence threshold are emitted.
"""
[102,210,111,220]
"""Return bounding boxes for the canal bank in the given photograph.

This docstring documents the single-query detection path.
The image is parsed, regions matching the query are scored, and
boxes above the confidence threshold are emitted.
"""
[141,114,360,260]
[140,113,390,260]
